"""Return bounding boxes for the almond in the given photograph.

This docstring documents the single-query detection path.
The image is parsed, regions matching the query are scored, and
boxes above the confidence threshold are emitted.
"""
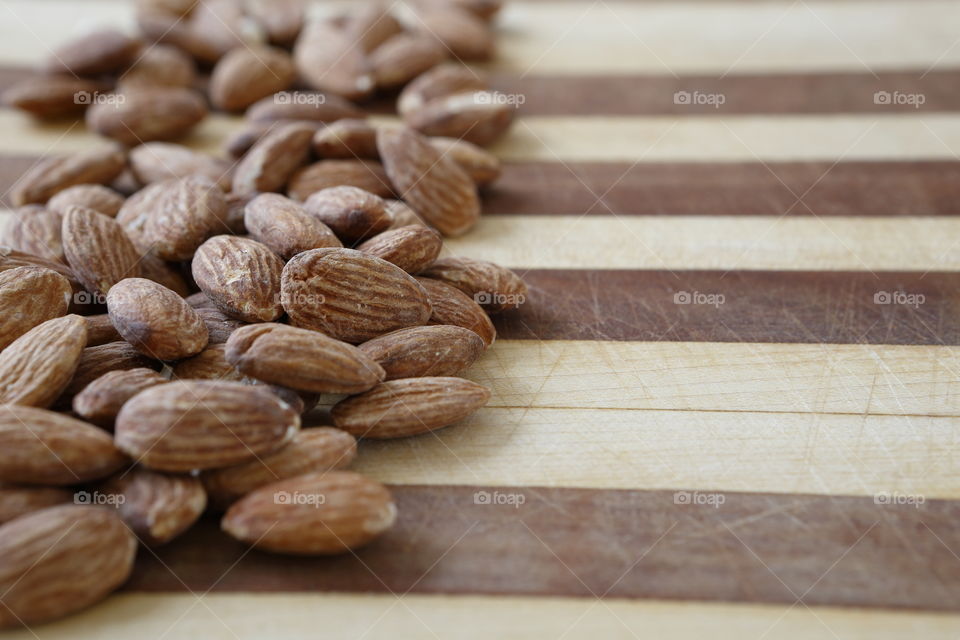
[11,144,126,206]
[244,193,342,260]
[192,235,285,322]
[293,20,375,101]
[84,314,122,347]
[287,160,393,201]
[0,485,73,525]
[303,186,391,243]
[223,120,322,158]
[116,44,196,90]
[438,0,503,20]
[172,343,244,381]
[61,341,161,403]
[86,87,207,145]
[247,0,305,47]
[98,468,206,545]
[195,307,246,344]
[332,376,490,438]
[312,119,379,159]
[62,205,141,296]
[136,7,225,65]
[129,143,233,191]
[1,207,65,263]
[405,90,514,146]
[0,316,86,408]
[47,184,125,218]
[223,190,254,233]
[0,505,136,628]
[0,247,80,290]
[397,63,487,118]
[2,75,110,119]
[0,406,128,484]
[232,121,315,195]
[202,427,357,507]
[72,367,168,428]
[386,199,428,229]
[45,28,141,76]
[358,325,484,379]
[0,267,72,351]
[188,0,263,61]
[221,471,395,554]
[115,380,300,472]
[356,225,442,273]
[429,136,501,185]
[210,45,296,112]
[371,33,446,88]
[377,126,480,236]
[412,7,494,60]
[107,278,208,360]
[416,276,496,346]
[137,252,191,297]
[421,256,527,312]
[225,323,385,393]
[245,91,364,124]
[281,248,431,342]
[345,4,404,52]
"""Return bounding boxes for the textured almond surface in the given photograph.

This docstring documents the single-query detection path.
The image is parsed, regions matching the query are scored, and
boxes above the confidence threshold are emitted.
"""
[222,471,396,554]
[397,63,488,118]
[192,235,285,323]
[0,505,136,628]
[99,468,207,545]
[287,160,394,201]
[232,121,315,195]
[358,325,485,379]
[83,314,121,347]
[0,405,128,484]
[172,343,244,382]
[86,88,207,145]
[421,256,528,312]
[0,315,86,408]
[195,307,246,344]
[303,185,392,243]
[73,367,168,428]
[2,75,110,119]
[61,341,160,403]
[0,207,65,262]
[45,28,141,75]
[225,323,385,393]
[293,20,375,101]
[107,278,208,360]
[141,176,229,261]
[331,376,491,438]
[281,248,432,343]
[11,145,126,206]
[377,126,480,236]
[244,193,342,260]
[312,119,379,159]
[210,45,296,111]
[62,205,141,297]
[48,184,125,218]
[0,267,72,351]
[0,247,79,290]
[370,33,446,88]
[356,225,442,273]
[137,252,191,296]
[429,136,502,185]
[406,91,514,146]
[129,143,233,191]
[416,276,496,346]
[115,380,300,472]
[0,485,73,525]
[202,428,357,507]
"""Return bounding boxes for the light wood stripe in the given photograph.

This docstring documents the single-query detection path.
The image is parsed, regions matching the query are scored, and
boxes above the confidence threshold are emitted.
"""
[6,593,958,640]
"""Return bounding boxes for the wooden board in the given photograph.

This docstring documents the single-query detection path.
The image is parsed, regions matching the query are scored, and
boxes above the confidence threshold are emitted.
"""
[3,0,960,637]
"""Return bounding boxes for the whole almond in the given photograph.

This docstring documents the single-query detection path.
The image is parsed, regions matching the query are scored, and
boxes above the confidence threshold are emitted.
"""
[0,406,128,484]
[115,380,300,472]
[293,20,375,101]
[223,120,322,158]
[332,376,490,438]
[45,28,141,75]
[172,343,244,381]
[412,8,493,60]
[232,121,315,195]
[247,0,305,46]
[377,126,480,236]
[225,323,385,393]
[11,145,126,206]
[405,90,514,146]
[195,307,246,344]
[0,267,72,351]
[2,76,111,119]
[86,88,207,145]
[422,256,527,312]
[48,184,125,218]
[245,91,364,124]
[370,34,446,89]
[202,427,357,507]
[61,341,160,402]
[0,316,86,408]
[129,143,233,191]
[244,193,342,260]
[312,119,379,159]
[416,276,496,346]
[107,278,208,360]
[429,136,501,185]
[141,176,229,261]
[282,248,431,343]
[73,367,168,428]
[62,205,141,296]
[1,208,65,263]
[117,44,196,90]
[359,325,485,379]
[356,225,442,273]
[222,471,396,554]
[192,235,285,322]
[398,63,487,118]
[84,314,122,347]
[303,186,391,243]
[0,485,73,525]
[288,160,393,201]
[98,468,206,545]
[210,45,296,112]
[0,505,136,628]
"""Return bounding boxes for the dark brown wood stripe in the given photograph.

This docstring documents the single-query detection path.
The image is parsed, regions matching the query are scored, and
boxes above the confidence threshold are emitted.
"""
[126,485,960,612]
[495,270,960,345]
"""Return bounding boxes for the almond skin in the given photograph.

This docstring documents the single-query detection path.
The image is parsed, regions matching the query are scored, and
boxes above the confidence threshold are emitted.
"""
[412,8,494,60]
[0,505,136,628]
[429,136,501,186]
[61,341,160,403]
[386,199,428,229]
[421,256,527,312]
[312,119,379,159]
[11,145,126,206]
[356,225,442,273]
[288,160,394,201]
[0,406,128,484]
[332,377,490,438]
[247,0,305,46]
[116,44,196,90]
[0,485,73,525]
[48,184,125,218]
[0,207,65,262]
[195,307,246,344]
[244,193,342,260]
[129,143,233,191]
[416,276,496,346]
[210,45,296,112]
[107,278,208,360]
[405,90,514,146]
[2,75,110,119]
[45,28,141,75]
[98,468,207,545]
[86,87,207,145]
[202,428,358,508]
[281,248,432,343]
[377,126,480,236]
[232,121,315,195]
[84,314,122,347]
[72,367,168,428]
[172,343,244,382]
[0,316,86,408]
[0,267,72,351]
[370,33,446,89]
[397,63,487,119]
[293,20,375,101]
[225,323,385,393]
[115,380,301,472]
[135,176,229,261]
[0,247,80,291]
[303,186,392,244]
[358,325,485,380]
[192,235,285,323]
[137,252,191,297]
[62,205,141,297]
[222,471,396,554]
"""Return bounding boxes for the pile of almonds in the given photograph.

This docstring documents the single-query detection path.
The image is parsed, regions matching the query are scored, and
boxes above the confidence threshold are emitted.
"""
[0,0,527,629]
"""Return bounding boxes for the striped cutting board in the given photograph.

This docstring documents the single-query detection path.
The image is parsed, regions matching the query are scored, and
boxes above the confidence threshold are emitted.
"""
[3,0,960,637]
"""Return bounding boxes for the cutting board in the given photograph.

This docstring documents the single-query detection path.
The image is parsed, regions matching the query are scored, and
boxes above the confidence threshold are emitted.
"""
[2,0,960,637]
